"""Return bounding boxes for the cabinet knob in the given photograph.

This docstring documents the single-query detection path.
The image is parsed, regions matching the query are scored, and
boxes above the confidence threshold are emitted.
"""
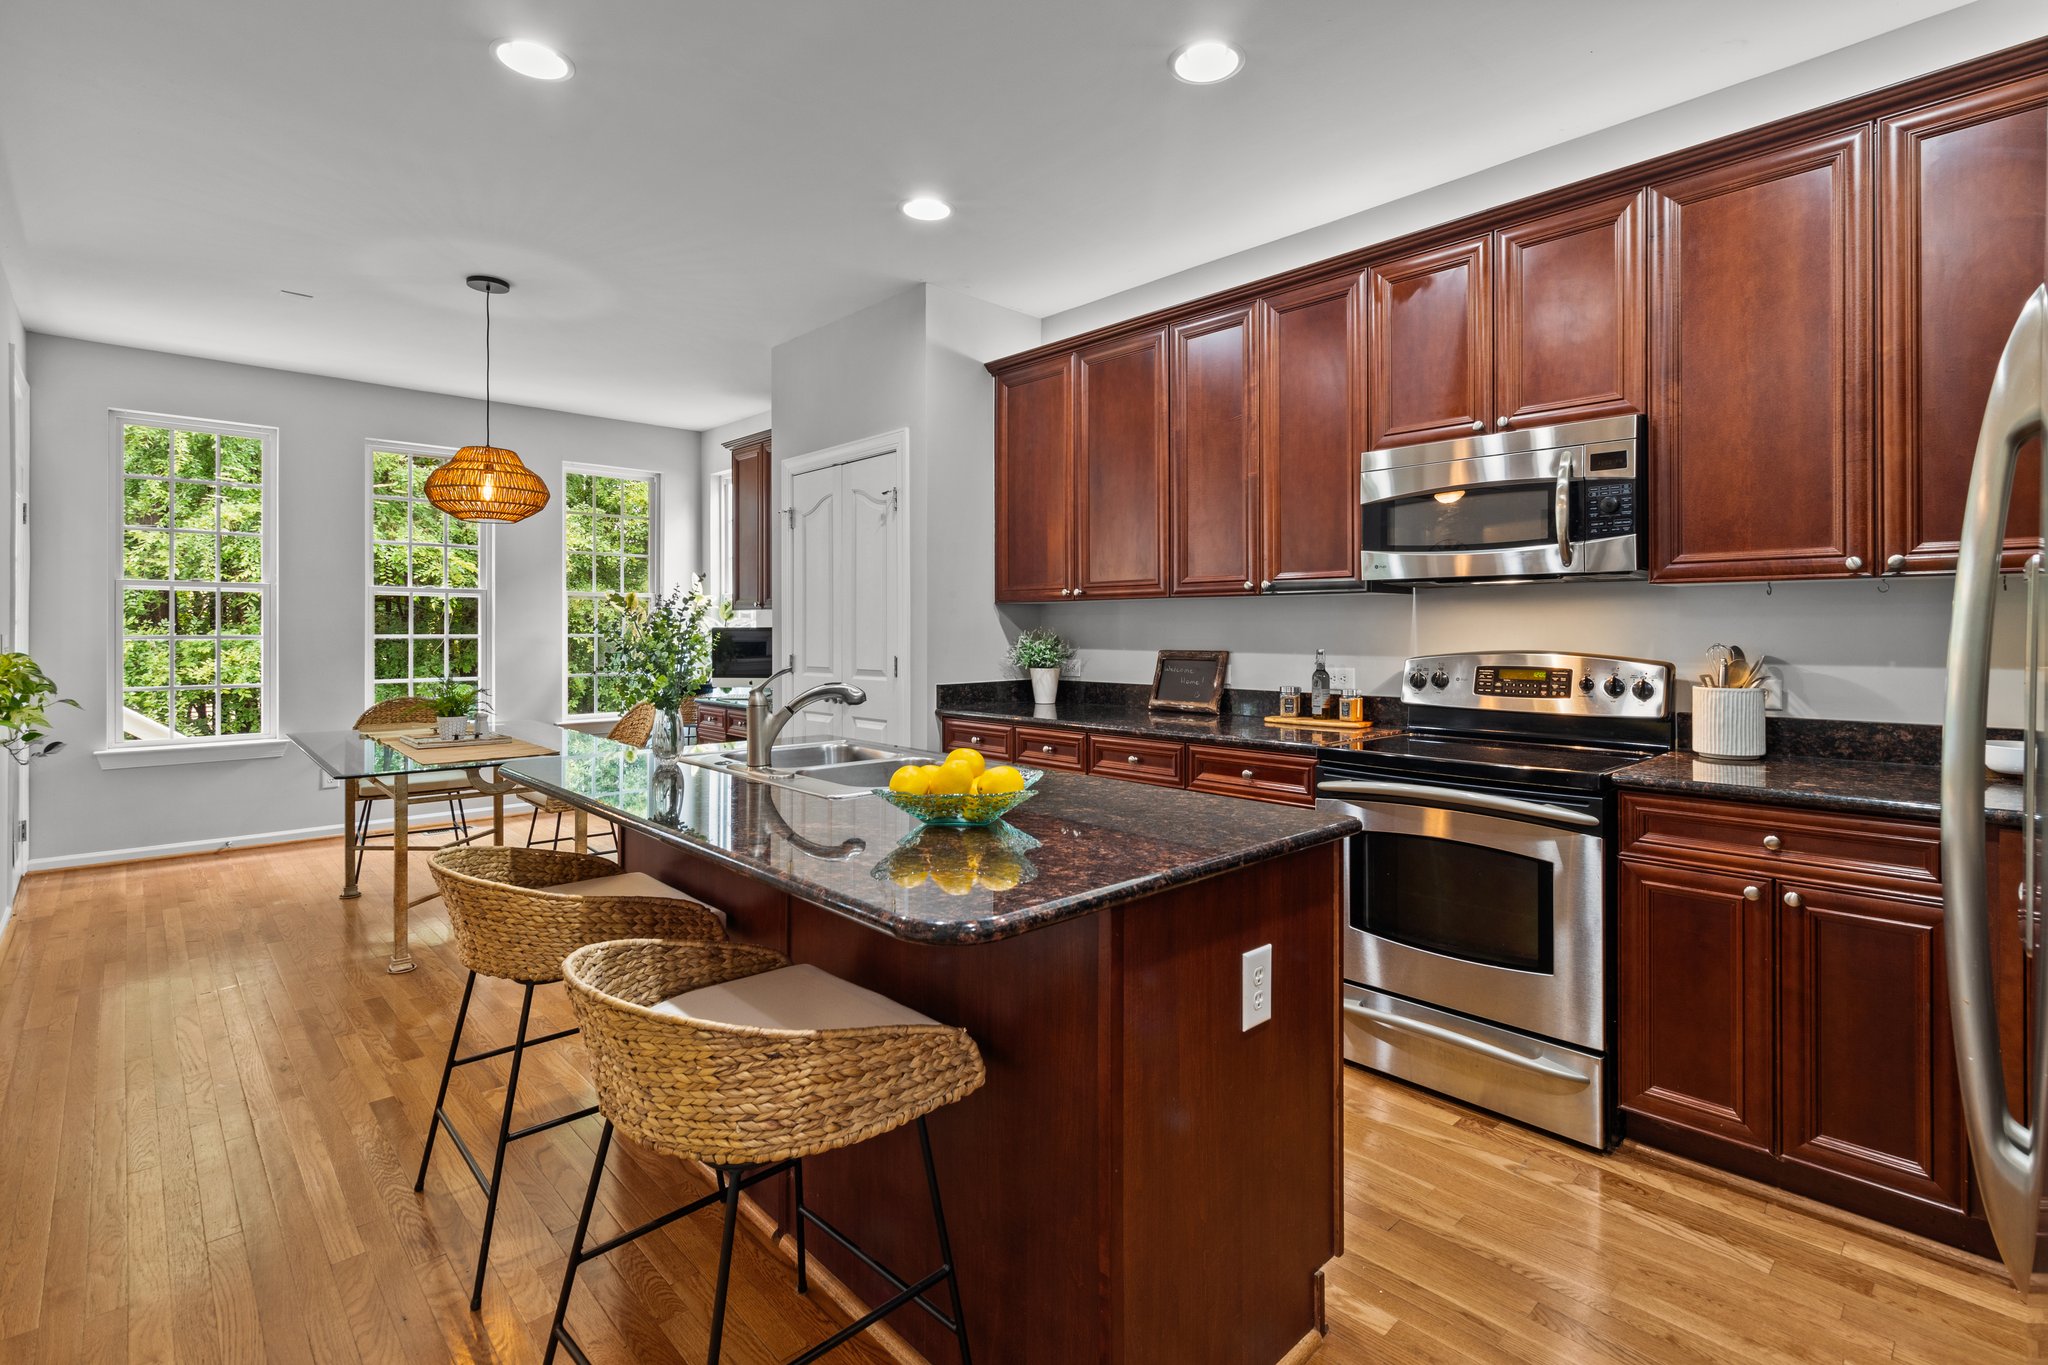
[1496,416,1510,429]
[1783,890,1803,909]
[1762,834,1782,852]
[1260,579,1273,592]
[1240,768,1256,780]
[1126,753,1142,764]
[969,735,982,745]
[1844,555,1864,572]
[1742,885,1760,902]
[1244,580,1255,590]
[1073,587,1086,596]
[1885,554,1905,573]
[1060,588,1072,597]
[1471,420,1485,433]
[1041,744,1055,754]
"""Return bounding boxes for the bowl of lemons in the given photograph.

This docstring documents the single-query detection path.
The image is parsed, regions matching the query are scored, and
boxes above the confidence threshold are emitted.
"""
[879,748,1042,827]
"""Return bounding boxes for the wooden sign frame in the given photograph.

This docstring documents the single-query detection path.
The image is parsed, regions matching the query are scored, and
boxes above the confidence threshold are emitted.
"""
[1149,650,1230,714]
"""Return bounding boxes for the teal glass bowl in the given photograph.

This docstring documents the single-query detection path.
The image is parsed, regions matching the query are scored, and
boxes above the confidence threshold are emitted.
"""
[873,766,1043,827]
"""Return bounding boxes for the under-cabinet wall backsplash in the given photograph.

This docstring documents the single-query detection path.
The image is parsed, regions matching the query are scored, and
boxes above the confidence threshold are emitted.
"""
[999,574,2028,729]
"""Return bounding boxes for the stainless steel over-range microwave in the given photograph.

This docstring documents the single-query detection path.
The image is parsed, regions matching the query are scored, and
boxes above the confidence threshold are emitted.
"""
[1358,414,1646,585]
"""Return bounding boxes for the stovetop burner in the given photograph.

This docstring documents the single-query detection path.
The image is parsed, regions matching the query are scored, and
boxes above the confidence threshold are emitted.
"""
[1327,732,1657,793]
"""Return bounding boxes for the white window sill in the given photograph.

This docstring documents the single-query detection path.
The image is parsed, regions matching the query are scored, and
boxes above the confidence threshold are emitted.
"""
[94,738,291,770]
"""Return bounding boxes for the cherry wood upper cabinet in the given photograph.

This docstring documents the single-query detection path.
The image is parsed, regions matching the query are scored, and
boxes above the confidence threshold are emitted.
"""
[1618,858,1776,1153]
[1365,237,1491,450]
[1879,74,2048,575]
[726,431,774,610]
[994,354,1075,602]
[1074,329,1170,598]
[1776,881,1965,1211]
[1170,307,1260,595]
[1649,129,1872,583]
[1494,191,1647,430]
[1258,275,1364,588]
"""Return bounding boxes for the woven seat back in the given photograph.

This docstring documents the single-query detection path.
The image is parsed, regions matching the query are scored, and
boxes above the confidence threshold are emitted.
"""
[562,938,986,1166]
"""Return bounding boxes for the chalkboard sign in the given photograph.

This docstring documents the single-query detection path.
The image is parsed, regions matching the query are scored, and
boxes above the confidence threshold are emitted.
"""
[1149,650,1230,714]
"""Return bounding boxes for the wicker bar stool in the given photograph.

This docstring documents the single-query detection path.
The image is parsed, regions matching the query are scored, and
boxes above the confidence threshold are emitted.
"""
[417,847,726,1312]
[545,938,986,1365]
[523,702,656,855]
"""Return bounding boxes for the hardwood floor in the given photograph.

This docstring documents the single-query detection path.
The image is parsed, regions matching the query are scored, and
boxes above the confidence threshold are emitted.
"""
[1,838,2044,1364]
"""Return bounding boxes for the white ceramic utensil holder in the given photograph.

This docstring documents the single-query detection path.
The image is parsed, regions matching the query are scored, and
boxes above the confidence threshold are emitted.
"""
[1693,686,1765,761]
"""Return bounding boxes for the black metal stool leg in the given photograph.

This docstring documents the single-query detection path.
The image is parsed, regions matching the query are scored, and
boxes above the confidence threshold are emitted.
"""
[544,1119,613,1365]
[706,1169,743,1365]
[469,981,536,1311]
[919,1117,973,1365]
[415,970,478,1191]
[792,1157,809,1294]
[526,801,544,847]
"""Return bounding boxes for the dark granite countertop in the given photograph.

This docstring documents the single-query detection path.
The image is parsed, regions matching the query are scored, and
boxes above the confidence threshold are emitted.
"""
[500,732,1358,945]
[1612,750,2022,828]
[934,697,1394,756]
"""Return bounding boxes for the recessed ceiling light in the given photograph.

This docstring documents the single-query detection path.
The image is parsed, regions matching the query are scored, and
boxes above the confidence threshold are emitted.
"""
[494,39,573,81]
[902,197,953,222]
[1171,40,1244,84]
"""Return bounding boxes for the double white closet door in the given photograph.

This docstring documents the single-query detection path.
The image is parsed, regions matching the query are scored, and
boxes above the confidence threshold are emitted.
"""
[783,446,903,745]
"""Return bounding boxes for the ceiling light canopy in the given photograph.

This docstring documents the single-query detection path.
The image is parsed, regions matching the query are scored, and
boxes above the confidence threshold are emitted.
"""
[424,276,551,524]
[493,39,573,81]
[1171,40,1244,84]
[902,196,953,222]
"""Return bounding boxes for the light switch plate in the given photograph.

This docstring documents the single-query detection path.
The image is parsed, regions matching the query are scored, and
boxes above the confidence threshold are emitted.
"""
[1242,944,1273,1031]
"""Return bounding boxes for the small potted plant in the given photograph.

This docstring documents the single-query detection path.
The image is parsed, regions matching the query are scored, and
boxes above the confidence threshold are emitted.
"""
[0,652,76,764]
[422,676,483,740]
[1009,628,1075,705]
[603,579,716,758]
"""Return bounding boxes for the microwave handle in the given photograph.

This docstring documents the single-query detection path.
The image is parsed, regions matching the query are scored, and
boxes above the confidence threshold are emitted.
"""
[1555,451,1574,567]
[1317,779,1600,827]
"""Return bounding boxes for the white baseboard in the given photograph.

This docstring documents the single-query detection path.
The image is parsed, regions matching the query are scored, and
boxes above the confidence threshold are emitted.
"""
[25,795,548,874]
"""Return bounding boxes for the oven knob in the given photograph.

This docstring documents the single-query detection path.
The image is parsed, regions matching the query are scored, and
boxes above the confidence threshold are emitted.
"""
[1598,494,1622,516]
[1577,676,1595,694]
[1631,676,1655,701]
[1407,670,1427,690]
[1602,674,1625,698]
[1429,670,1450,689]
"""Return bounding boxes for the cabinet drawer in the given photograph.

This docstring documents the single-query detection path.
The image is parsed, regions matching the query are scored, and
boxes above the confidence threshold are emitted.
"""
[1186,745,1317,806]
[697,708,731,741]
[940,718,1014,762]
[1086,734,1186,787]
[1620,792,1939,888]
[1014,725,1085,772]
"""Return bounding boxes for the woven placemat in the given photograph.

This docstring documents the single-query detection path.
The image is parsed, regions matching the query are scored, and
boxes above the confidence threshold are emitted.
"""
[382,734,557,765]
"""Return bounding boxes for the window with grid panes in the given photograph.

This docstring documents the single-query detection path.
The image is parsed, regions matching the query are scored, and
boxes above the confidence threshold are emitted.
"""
[368,447,487,705]
[115,415,275,743]
[564,470,656,716]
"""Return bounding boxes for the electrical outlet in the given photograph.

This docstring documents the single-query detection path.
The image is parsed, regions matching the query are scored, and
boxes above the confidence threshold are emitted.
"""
[1241,944,1273,1031]
[1762,672,1787,713]
[1328,667,1357,692]
[318,772,337,790]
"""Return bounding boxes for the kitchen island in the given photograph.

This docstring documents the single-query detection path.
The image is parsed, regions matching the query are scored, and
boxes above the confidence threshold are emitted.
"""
[502,732,1357,1365]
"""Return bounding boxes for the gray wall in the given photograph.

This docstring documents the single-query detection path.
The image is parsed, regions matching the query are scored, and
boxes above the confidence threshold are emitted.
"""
[27,335,700,863]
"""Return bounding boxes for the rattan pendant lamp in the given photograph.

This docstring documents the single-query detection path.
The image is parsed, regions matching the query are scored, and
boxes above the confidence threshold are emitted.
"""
[424,275,550,523]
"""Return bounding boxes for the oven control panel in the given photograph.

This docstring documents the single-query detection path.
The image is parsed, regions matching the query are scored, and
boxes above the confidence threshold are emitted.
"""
[1473,665,1573,699]
[1402,652,1673,718]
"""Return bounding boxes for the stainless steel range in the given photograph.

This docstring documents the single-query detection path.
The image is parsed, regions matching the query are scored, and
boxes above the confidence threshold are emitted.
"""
[1318,651,1674,1148]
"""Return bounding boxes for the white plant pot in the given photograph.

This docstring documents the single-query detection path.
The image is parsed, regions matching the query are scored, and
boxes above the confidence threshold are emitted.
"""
[436,716,469,741]
[1030,667,1061,705]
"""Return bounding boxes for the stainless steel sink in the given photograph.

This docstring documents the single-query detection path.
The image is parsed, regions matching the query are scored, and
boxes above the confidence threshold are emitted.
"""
[671,739,929,799]
[795,757,913,788]
[755,741,901,769]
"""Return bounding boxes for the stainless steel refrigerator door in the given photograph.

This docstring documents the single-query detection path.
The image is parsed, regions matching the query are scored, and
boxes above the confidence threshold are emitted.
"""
[1941,282,2048,1290]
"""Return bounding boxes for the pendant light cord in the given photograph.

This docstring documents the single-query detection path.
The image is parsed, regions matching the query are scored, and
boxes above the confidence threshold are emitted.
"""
[483,288,493,447]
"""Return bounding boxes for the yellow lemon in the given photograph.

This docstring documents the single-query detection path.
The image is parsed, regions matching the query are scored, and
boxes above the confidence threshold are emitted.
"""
[945,747,987,778]
[925,760,975,796]
[886,858,928,888]
[973,765,1026,795]
[888,764,931,795]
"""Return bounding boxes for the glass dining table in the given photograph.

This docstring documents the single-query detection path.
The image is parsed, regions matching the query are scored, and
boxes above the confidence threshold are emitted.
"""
[288,719,598,974]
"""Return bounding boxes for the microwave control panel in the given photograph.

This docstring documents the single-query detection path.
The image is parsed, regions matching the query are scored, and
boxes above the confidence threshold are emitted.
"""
[1579,479,1637,538]
[1473,665,1574,700]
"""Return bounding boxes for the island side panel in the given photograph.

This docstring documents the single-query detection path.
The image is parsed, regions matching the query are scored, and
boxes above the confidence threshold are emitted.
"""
[1116,842,1341,1364]
[787,900,1111,1365]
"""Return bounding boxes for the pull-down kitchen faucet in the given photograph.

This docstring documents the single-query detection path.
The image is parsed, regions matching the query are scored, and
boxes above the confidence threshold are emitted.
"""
[745,669,867,767]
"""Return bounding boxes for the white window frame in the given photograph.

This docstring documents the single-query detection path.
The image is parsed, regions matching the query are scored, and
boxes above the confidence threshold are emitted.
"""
[101,409,282,765]
[362,440,496,710]
[706,468,733,608]
[561,463,662,721]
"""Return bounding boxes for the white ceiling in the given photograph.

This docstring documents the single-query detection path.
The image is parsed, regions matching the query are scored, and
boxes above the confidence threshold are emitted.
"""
[0,1,1985,430]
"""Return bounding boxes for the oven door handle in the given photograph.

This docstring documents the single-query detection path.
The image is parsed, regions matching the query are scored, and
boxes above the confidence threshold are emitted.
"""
[1343,1002,1592,1084]
[1316,779,1600,828]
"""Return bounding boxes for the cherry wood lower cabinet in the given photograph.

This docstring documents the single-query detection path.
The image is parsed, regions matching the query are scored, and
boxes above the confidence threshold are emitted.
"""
[1186,743,1318,807]
[936,713,1319,807]
[1013,724,1086,772]
[939,717,1014,763]
[1618,791,1989,1251]
[1085,733,1186,788]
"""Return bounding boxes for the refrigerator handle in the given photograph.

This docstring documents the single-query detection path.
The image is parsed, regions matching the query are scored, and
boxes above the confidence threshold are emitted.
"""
[2027,557,2041,958]
[1941,283,2048,1291]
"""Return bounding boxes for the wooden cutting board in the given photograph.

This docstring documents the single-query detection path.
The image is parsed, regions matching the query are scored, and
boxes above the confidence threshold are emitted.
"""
[1262,714,1374,731]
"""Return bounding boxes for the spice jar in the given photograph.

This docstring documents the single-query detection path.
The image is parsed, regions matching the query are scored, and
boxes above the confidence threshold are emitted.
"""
[1279,685,1302,718]
[1340,689,1365,723]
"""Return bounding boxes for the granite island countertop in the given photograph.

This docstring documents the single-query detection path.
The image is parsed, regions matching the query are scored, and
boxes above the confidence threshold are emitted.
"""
[1612,750,2022,828]
[500,731,1359,945]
